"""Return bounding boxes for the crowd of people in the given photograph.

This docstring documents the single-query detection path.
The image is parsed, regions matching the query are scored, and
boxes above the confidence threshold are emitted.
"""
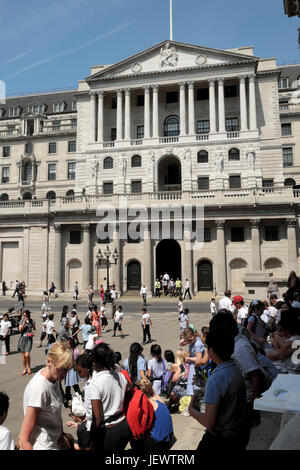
[0,271,300,451]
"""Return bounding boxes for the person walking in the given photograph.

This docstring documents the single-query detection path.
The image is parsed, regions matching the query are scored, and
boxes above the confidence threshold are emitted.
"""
[12,280,20,298]
[210,298,216,316]
[17,290,25,315]
[175,278,182,297]
[155,279,161,297]
[0,313,11,355]
[64,337,81,407]
[163,278,168,296]
[99,285,105,302]
[169,278,175,298]
[48,281,56,299]
[141,308,152,345]
[100,302,108,333]
[2,280,7,296]
[38,313,48,348]
[219,290,235,313]
[18,310,36,376]
[140,284,147,306]
[41,291,51,314]
[74,282,79,300]
[184,279,192,300]
[87,286,94,307]
[45,314,58,356]
[112,305,124,338]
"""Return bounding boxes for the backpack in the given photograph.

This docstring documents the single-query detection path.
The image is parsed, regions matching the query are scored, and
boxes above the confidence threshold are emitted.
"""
[120,370,155,440]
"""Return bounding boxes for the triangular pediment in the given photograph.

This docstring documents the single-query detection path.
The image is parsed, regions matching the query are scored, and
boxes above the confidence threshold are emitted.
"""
[86,40,258,82]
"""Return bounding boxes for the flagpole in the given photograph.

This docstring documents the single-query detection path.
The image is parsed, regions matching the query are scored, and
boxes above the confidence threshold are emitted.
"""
[170,0,173,40]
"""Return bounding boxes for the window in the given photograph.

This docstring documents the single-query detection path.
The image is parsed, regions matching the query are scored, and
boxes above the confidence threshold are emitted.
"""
[66,190,74,197]
[204,227,211,242]
[49,142,56,154]
[164,115,179,136]
[48,164,56,181]
[281,123,292,136]
[70,231,81,244]
[284,178,296,188]
[111,128,117,141]
[228,148,240,161]
[72,101,77,111]
[262,179,274,188]
[137,95,144,107]
[229,175,241,188]
[3,146,10,158]
[196,88,209,100]
[23,162,32,182]
[103,157,113,169]
[68,162,76,180]
[46,191,56,200]
[278,78,289,89]
[198,177,209,190]
[2,167,9,183]
[283,147,293,167]
[8,107,20,117]
[71,119,77,129]
[265,227,279,241]
[68,141,76,152]
[131,155,141,167]
[111,97,117,109]
[231,227,244,242]
[197,120,210,134]
[197,150,208,163]
[136,126,144,139]
[103,182,113,194]
[53,102,65,113]
[226,118,239,132]
[166,91,178,103]
[25,143,33,155]
[131,180,142,193]
[52,121,60,131]
[0,193,9,201]
[28,104,45,114]
[225,85,237,98]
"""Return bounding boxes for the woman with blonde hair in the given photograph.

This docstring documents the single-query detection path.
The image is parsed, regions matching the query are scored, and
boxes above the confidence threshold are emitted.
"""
[167,349,189,410]
[19,342,74,450]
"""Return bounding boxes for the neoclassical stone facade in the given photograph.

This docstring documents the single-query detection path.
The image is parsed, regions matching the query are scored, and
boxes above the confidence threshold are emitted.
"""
[0,40,300,297]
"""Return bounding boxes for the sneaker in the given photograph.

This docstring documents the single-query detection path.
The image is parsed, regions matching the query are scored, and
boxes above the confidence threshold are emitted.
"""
[182,407,191,417]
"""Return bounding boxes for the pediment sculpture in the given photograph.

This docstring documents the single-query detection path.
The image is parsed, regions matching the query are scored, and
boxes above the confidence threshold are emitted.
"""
[160,43,178,68]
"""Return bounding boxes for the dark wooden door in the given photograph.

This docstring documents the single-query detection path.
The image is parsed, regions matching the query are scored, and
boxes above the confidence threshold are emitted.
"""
[198,261,213,291]
[127,261,141,290]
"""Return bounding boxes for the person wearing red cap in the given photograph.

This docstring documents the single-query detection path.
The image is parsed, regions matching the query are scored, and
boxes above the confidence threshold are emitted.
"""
[232,296,248,326]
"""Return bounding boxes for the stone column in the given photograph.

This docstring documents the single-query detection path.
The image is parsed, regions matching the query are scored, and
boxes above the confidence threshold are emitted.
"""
[124,89,131,141]
[188,82,195,135]
[152,85,159,138]
[215,220,227,294]
[217,79,225,133]
[116,90,123,141]
[81,224,91,290]
[287,218,298,273]
[97,91,104,142]
[209,79,217,133]
[112,228,121,295]
[250,219,261,271]
[179,82,187,136]
[54,224,62,291]
[143,224,152,293]
[183,229,193,293]
[144,86,151,139]
[249,75,257,130]
[90,92,97,142]
[239,76,248,131]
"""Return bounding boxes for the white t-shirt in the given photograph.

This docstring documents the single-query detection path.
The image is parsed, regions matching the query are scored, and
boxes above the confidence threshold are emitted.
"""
[163,274,170,281]
[178,301,183,312]
[141,313,151,326]
[219,296,235,312]
[46,320,55,335]
[210,302,216,314]
[110,290,116,300]
[0,425,14,450]
[100,306,106,318]
[140,287,147,295]
[23,370,63,450]
[114,311,124,323]
[237,306,249,324]
[85,333,97,351]
[89,370,127,425]
[41,319,48,333]
[0,320,11,336]
[185,281,190,289]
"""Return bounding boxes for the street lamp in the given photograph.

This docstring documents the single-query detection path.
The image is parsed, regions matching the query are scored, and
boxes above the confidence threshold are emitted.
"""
[97,245,119,302]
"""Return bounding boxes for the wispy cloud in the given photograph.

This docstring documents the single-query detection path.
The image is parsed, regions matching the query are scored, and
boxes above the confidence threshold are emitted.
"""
[0,52,28,67]
[6,22,131,79]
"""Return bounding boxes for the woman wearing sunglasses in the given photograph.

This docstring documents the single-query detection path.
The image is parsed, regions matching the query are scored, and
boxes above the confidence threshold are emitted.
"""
[19,342,74,450]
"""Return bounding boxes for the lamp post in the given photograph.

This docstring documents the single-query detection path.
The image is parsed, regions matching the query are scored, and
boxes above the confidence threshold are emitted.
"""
[96,246,119,302]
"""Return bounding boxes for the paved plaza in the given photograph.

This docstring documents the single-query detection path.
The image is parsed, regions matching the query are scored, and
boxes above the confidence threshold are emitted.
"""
[0,296,282,450]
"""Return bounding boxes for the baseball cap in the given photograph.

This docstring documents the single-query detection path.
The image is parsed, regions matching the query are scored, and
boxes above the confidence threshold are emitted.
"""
[42,313,47,318]
[232,295,243,305]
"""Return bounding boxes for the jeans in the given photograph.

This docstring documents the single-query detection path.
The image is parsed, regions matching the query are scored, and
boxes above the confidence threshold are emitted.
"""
[0,336,10,353]
[143,324,151,343]
[142,294,147,305]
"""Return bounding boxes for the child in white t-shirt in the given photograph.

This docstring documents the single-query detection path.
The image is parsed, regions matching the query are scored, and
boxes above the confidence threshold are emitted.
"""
[210,298,216,316]
[84,326,98,352]
[112,306,124,338]
[0,392,14,450]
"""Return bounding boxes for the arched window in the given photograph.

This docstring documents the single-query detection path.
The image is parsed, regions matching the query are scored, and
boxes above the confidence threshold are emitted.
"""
[131,155,142,167]
[0,193,9,201]
[284,178,296,188]
[46,191,56,200]
[164,115,180,137]
[228,148,240,161]
[197,150,208,163]
[66,190,75,197]
[23,192,32,200]
[103,157,113,169]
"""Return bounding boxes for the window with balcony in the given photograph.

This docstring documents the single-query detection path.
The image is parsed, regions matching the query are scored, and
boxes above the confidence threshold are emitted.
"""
[0,193,9,201]
[265,227,279,241]
[196,88,209,100]
[226,118,239,132]
[103,157,113,169]
[225,85,237,98]
[49,142,56,154]
[283,147,293,167]
[48,164,56,181]
[68,141,76,153]
[284,178,296,188]
[137,95,144,107]
[229,175,241,188]
[197,150,209,163]
[103,182,113,194]
[228,148,240,161]
[281,123,292,136]
[262,179,274,188]
[66,190,74,197]
[131,180,142,193]
[198,176,209,190]
[164,115,179,136]
[197,120,210,134]
[231,227,244,242]
[70,231,81,244]
[166,91,178,103]
[131,155,142,167]
[3,146,10,158]
[68,162,76,180]
[25,143,33,155]
[2,167,9,183]
[136,126,144,139]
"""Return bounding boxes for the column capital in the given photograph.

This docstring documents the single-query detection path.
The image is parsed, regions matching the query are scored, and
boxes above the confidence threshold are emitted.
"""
[250,219,260,228]
[180,81,187,88]
[54,224,62,233]
[248,74,256,81]
[217,78,225,84]
[97,90,104,97]
[81,223,90,232]
[89,91,97,97]
[188,81,195,88]
[124,88,131,95]
[152,85,159,91]
[209,78,217,84]
[286,218,297,227]
[143,85,151,91]
[238,75,247,82]
[215,219,225,229]
[117,89,123,95]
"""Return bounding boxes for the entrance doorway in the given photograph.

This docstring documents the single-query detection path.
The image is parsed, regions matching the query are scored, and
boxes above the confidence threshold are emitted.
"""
[127,261,141,290]
[156,239,181,280]
[197,260,213,291]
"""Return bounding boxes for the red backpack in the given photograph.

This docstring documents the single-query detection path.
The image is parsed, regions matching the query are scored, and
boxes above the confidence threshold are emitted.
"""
[120,370,155,440]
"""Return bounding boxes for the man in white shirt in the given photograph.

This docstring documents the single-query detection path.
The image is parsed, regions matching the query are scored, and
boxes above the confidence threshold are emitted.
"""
[219,290,235,313]
[232,296,248,326]
[140,285,147,305]
[110,288,116,302]
[112,306,124,338]
[210,298,216,316]
[0,313,11,355]
[163,272,170,282]
[184,279,192,300]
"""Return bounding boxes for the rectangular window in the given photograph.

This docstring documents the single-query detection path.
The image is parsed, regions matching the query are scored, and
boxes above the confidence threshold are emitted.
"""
[103,182,113,194]
[2,167,9,183]
[25,143,33,155]
[137,95,144,107]
[53,102,65,113]
[72,101,77,111]
[197,120,210,134]
[111,128,117,141]
[198,177,209,190]
[48,142,56,154]
[166,91,178,103]
[136,126,144,139]
[231,227,244,242]
[229,175,241,189]
[224,85,237,98]
[265,227,279,241]
[48,163,56,181]
[112,97,117,109]
[196,88,209,100]
[278,78,289,89]
[28,104,44,114]
[226,117,239,132]
[131,180,142,193]
[68,162,76,180]
[281,123,292,136]
[262,179,274,188]
[204,227,211,242]
[283,147,293,167]
[3,146,10,158]
[70,231,81,244]
[71,119,77,129]
[68,140,76,152]
[8,107,19,117]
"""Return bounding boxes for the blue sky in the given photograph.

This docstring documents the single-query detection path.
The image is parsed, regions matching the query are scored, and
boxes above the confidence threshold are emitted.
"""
[0,0,299,95]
